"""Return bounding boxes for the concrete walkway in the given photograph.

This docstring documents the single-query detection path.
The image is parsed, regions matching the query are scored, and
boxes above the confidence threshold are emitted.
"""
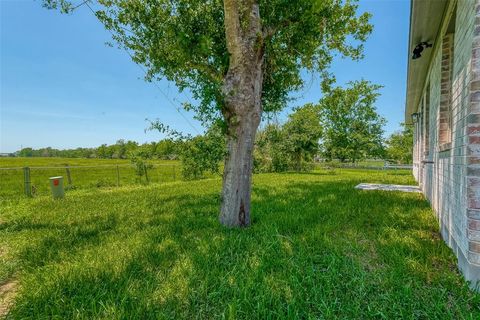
[355,183,421,193]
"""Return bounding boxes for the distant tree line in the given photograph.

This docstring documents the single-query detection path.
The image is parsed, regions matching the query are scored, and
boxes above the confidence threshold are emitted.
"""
[15,139,181,160]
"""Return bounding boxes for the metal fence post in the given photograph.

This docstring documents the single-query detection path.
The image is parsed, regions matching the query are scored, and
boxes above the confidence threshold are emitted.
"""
[144,163,149,183]
[116,165,120,187]
[65,164,72,186]
[23,167,32,197]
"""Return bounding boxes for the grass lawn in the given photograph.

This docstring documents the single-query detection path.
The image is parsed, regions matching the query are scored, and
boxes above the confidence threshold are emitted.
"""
[1,169,479,319]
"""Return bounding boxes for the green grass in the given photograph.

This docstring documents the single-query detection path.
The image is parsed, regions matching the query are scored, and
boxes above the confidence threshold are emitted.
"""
[1,169,479,319]
[0,158,181,198]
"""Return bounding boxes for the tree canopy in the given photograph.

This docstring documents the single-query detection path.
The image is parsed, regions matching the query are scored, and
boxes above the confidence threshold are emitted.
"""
[254,103,322,172]
[319,80,385,163]
[385,123,413,164]
[44,0,372,125]
[282,103,322,170]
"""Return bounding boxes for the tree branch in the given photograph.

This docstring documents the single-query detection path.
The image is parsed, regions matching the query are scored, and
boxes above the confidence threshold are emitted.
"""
[223,0,243,64]
[186,62,222,83]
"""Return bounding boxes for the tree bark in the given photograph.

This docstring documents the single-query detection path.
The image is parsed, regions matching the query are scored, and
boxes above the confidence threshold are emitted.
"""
[296,152,302,172]
[220,0,264,227]
[220,111,260,227]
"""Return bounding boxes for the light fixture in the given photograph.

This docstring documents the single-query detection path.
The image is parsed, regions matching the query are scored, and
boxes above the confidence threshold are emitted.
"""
[411,112,421,123]
[412,42,433,59]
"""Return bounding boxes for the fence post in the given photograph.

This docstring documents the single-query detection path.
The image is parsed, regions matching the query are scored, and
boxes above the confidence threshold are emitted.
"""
[144,163,149,183]
[23,167,32,197]
[116,165,120,187]
[65,164,72,186]
[173,165,176,181]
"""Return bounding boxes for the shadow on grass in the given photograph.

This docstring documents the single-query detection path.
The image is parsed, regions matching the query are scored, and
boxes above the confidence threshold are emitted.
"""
[3,214,118,269]
[6,175,480,319]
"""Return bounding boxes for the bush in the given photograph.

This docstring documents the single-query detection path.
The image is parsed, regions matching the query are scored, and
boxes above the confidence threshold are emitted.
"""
[179,125,226,180]
[130,152,153,183]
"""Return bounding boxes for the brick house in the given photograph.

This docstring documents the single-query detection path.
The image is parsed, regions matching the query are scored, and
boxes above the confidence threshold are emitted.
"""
[406,0,480,287]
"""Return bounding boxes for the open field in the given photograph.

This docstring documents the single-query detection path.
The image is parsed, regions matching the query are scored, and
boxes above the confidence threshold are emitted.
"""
[0,158,182,199]
[1,169,479,318]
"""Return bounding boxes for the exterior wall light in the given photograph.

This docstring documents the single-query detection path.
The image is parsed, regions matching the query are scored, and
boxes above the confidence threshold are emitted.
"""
[411,112,421,123]
[412,42,433,59]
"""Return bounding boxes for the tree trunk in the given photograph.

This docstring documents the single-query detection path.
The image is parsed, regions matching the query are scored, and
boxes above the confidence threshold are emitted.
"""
[220,112,260,227]
[220,0,264,227]
[296,152,302,172]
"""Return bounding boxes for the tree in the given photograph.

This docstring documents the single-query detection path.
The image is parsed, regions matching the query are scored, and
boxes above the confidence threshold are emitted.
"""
[154,139,179,159]
[319,80,385,163]
[112,139,138,159]
[253,105,322,173]
[254,123,289,173]
[18,148,34,157]
[44,0,372,227]
[96,144,109,158]
[179,125,226,180]
[282,104,322,171]
[385,123,413,164]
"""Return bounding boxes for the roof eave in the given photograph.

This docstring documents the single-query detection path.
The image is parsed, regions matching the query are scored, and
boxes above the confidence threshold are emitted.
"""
[404,0,448,124]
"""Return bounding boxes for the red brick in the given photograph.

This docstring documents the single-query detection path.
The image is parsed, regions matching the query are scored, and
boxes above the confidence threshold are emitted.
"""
[468,125,480,135]
[468,156,480,165]
[469,219,480,231]
[470,136,480,144]
[469,241,480,253]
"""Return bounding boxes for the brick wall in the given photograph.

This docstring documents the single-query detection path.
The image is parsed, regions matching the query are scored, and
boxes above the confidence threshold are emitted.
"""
[467,0,480,265]
[439,33,454,148]
[413,0,479,286]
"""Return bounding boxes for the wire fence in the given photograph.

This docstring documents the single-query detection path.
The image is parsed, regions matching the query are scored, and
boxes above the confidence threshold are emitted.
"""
[0,164,179,199]
[314,160,412,170]
[0,161,412,199]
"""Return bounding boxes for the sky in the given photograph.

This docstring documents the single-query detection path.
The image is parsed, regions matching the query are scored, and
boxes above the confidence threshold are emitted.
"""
[0,0,410,153]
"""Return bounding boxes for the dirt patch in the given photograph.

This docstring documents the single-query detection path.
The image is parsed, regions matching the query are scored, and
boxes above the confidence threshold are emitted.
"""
[345,237,384,272]
[430,230,441,241]
[358,240,384,272]
[0,243,7,259]
[0,279,18,318]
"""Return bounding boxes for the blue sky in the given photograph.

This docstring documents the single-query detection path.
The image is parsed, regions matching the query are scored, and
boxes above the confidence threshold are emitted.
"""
[0,0,410,153]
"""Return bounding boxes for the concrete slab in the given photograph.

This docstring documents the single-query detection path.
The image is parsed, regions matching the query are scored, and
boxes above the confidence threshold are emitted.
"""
[355,183,421,193]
